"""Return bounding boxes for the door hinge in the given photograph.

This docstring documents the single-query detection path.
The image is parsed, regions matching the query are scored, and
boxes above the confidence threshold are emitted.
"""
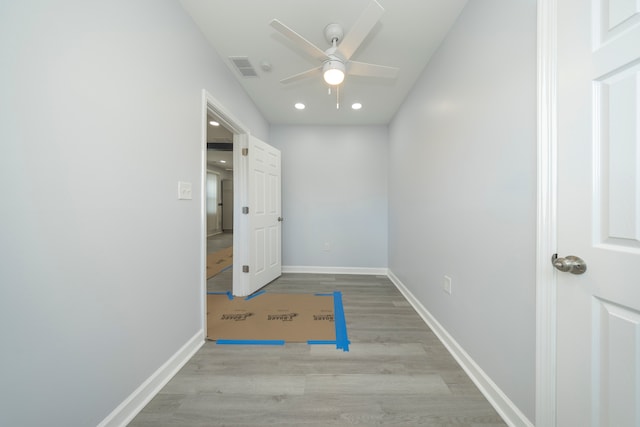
[242,265,249,273]
[242,206,249,214]
[242,148,248,156]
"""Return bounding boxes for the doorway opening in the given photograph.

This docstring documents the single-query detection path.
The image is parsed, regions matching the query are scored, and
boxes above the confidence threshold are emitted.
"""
[205,110,234,291]
[201,91,253,335]
[201,91,282,338]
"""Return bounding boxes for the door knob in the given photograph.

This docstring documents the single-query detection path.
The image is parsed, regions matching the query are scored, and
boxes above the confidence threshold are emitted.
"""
[552,254,587,275]
[277,217,283,222]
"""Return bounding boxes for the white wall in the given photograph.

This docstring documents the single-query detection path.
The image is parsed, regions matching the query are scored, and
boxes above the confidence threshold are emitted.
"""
[388,0,537,421]
[270,125,388,270]
[0,1,267,426]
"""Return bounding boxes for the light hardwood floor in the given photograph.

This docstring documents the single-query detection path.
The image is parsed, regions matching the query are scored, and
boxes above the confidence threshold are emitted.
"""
[129,274,507,426]
[206,232,233,254]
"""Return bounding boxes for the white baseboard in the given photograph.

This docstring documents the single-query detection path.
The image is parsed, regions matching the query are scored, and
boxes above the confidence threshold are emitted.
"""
[282,265,389,276]
[387,270,534,427]
[98,330,205,427]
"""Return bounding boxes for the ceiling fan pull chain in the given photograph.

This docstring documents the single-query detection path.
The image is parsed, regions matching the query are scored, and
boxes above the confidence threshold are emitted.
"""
[336,85,340,110]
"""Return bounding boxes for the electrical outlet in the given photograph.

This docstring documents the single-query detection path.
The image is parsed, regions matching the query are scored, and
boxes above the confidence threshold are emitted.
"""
[443,275,452,295]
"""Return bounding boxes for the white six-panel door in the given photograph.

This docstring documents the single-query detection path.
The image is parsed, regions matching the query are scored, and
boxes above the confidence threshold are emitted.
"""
[556,0,640,425]
[245,135,282,295]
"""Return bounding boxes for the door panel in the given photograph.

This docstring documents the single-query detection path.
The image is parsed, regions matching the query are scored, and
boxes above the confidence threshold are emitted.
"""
[592,299,640,427]
[245,135,281,295]
[556,0,640,425]
[596,63,640,248]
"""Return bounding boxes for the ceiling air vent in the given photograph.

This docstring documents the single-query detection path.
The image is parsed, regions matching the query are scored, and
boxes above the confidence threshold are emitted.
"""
[229,56,258,78]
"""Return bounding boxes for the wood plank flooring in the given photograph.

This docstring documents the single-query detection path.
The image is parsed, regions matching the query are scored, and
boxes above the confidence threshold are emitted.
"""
[129,274,507,426]
[206,232,233,254]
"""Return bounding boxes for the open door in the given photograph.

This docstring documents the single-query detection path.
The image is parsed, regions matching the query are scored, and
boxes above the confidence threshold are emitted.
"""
[233,134,282,296]
[554,1,640,425]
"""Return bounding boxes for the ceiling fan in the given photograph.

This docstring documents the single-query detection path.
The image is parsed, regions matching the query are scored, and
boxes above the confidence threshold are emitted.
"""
[270,0,399,87]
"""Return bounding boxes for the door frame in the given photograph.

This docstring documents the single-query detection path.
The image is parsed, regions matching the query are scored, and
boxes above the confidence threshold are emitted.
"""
[536,0,558,425]
[200,90,251,333]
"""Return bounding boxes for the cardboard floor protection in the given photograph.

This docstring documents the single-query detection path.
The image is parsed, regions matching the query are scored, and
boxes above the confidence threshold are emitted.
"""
[206,246,233,279]
[206,292,349,350]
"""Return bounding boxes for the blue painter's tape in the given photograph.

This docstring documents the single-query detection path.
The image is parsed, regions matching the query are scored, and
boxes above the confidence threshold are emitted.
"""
[206,291,233,300]
[333,291,350,352]
[216,339,285,346]
[210,292,349,351]
[245,290,266,300]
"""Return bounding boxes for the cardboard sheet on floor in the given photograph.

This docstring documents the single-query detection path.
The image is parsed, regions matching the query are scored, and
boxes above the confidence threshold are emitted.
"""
[206,246,233,279]
[207,292,349,350]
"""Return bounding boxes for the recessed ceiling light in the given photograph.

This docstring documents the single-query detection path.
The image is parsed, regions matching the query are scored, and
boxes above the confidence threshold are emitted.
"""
[351,103,362,110]
[294,103,305,110]
[209,120,220,126]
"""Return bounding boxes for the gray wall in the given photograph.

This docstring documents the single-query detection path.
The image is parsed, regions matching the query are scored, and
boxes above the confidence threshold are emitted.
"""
[388,0,537,420]
[0,1,267,426]
[270,125,388,269]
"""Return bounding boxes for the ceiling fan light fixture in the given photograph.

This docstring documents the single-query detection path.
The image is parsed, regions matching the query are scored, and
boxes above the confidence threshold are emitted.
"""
[323,60,345,86]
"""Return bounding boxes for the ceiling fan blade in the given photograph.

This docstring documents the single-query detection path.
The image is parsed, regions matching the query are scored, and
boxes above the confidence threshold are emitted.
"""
[270,19,329,62]
[338,0,384,60]
[280,66,323,84]
[347,61,399,79]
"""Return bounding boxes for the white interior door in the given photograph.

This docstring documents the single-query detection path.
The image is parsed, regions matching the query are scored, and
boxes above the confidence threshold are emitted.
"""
[235,134,281,296]
[556,1,640,425]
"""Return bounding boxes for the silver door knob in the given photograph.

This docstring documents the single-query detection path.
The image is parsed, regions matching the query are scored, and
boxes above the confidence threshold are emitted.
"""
[552,254,587,275]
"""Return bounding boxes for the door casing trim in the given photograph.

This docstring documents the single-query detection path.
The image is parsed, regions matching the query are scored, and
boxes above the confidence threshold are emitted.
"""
[536,0,558,425]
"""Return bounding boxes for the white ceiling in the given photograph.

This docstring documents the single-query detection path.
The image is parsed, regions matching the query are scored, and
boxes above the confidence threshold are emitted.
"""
[179,0,468,126]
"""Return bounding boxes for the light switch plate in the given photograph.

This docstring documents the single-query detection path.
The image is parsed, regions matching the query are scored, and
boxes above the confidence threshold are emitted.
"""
[443,275,452,295]
[178,181,192,200]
